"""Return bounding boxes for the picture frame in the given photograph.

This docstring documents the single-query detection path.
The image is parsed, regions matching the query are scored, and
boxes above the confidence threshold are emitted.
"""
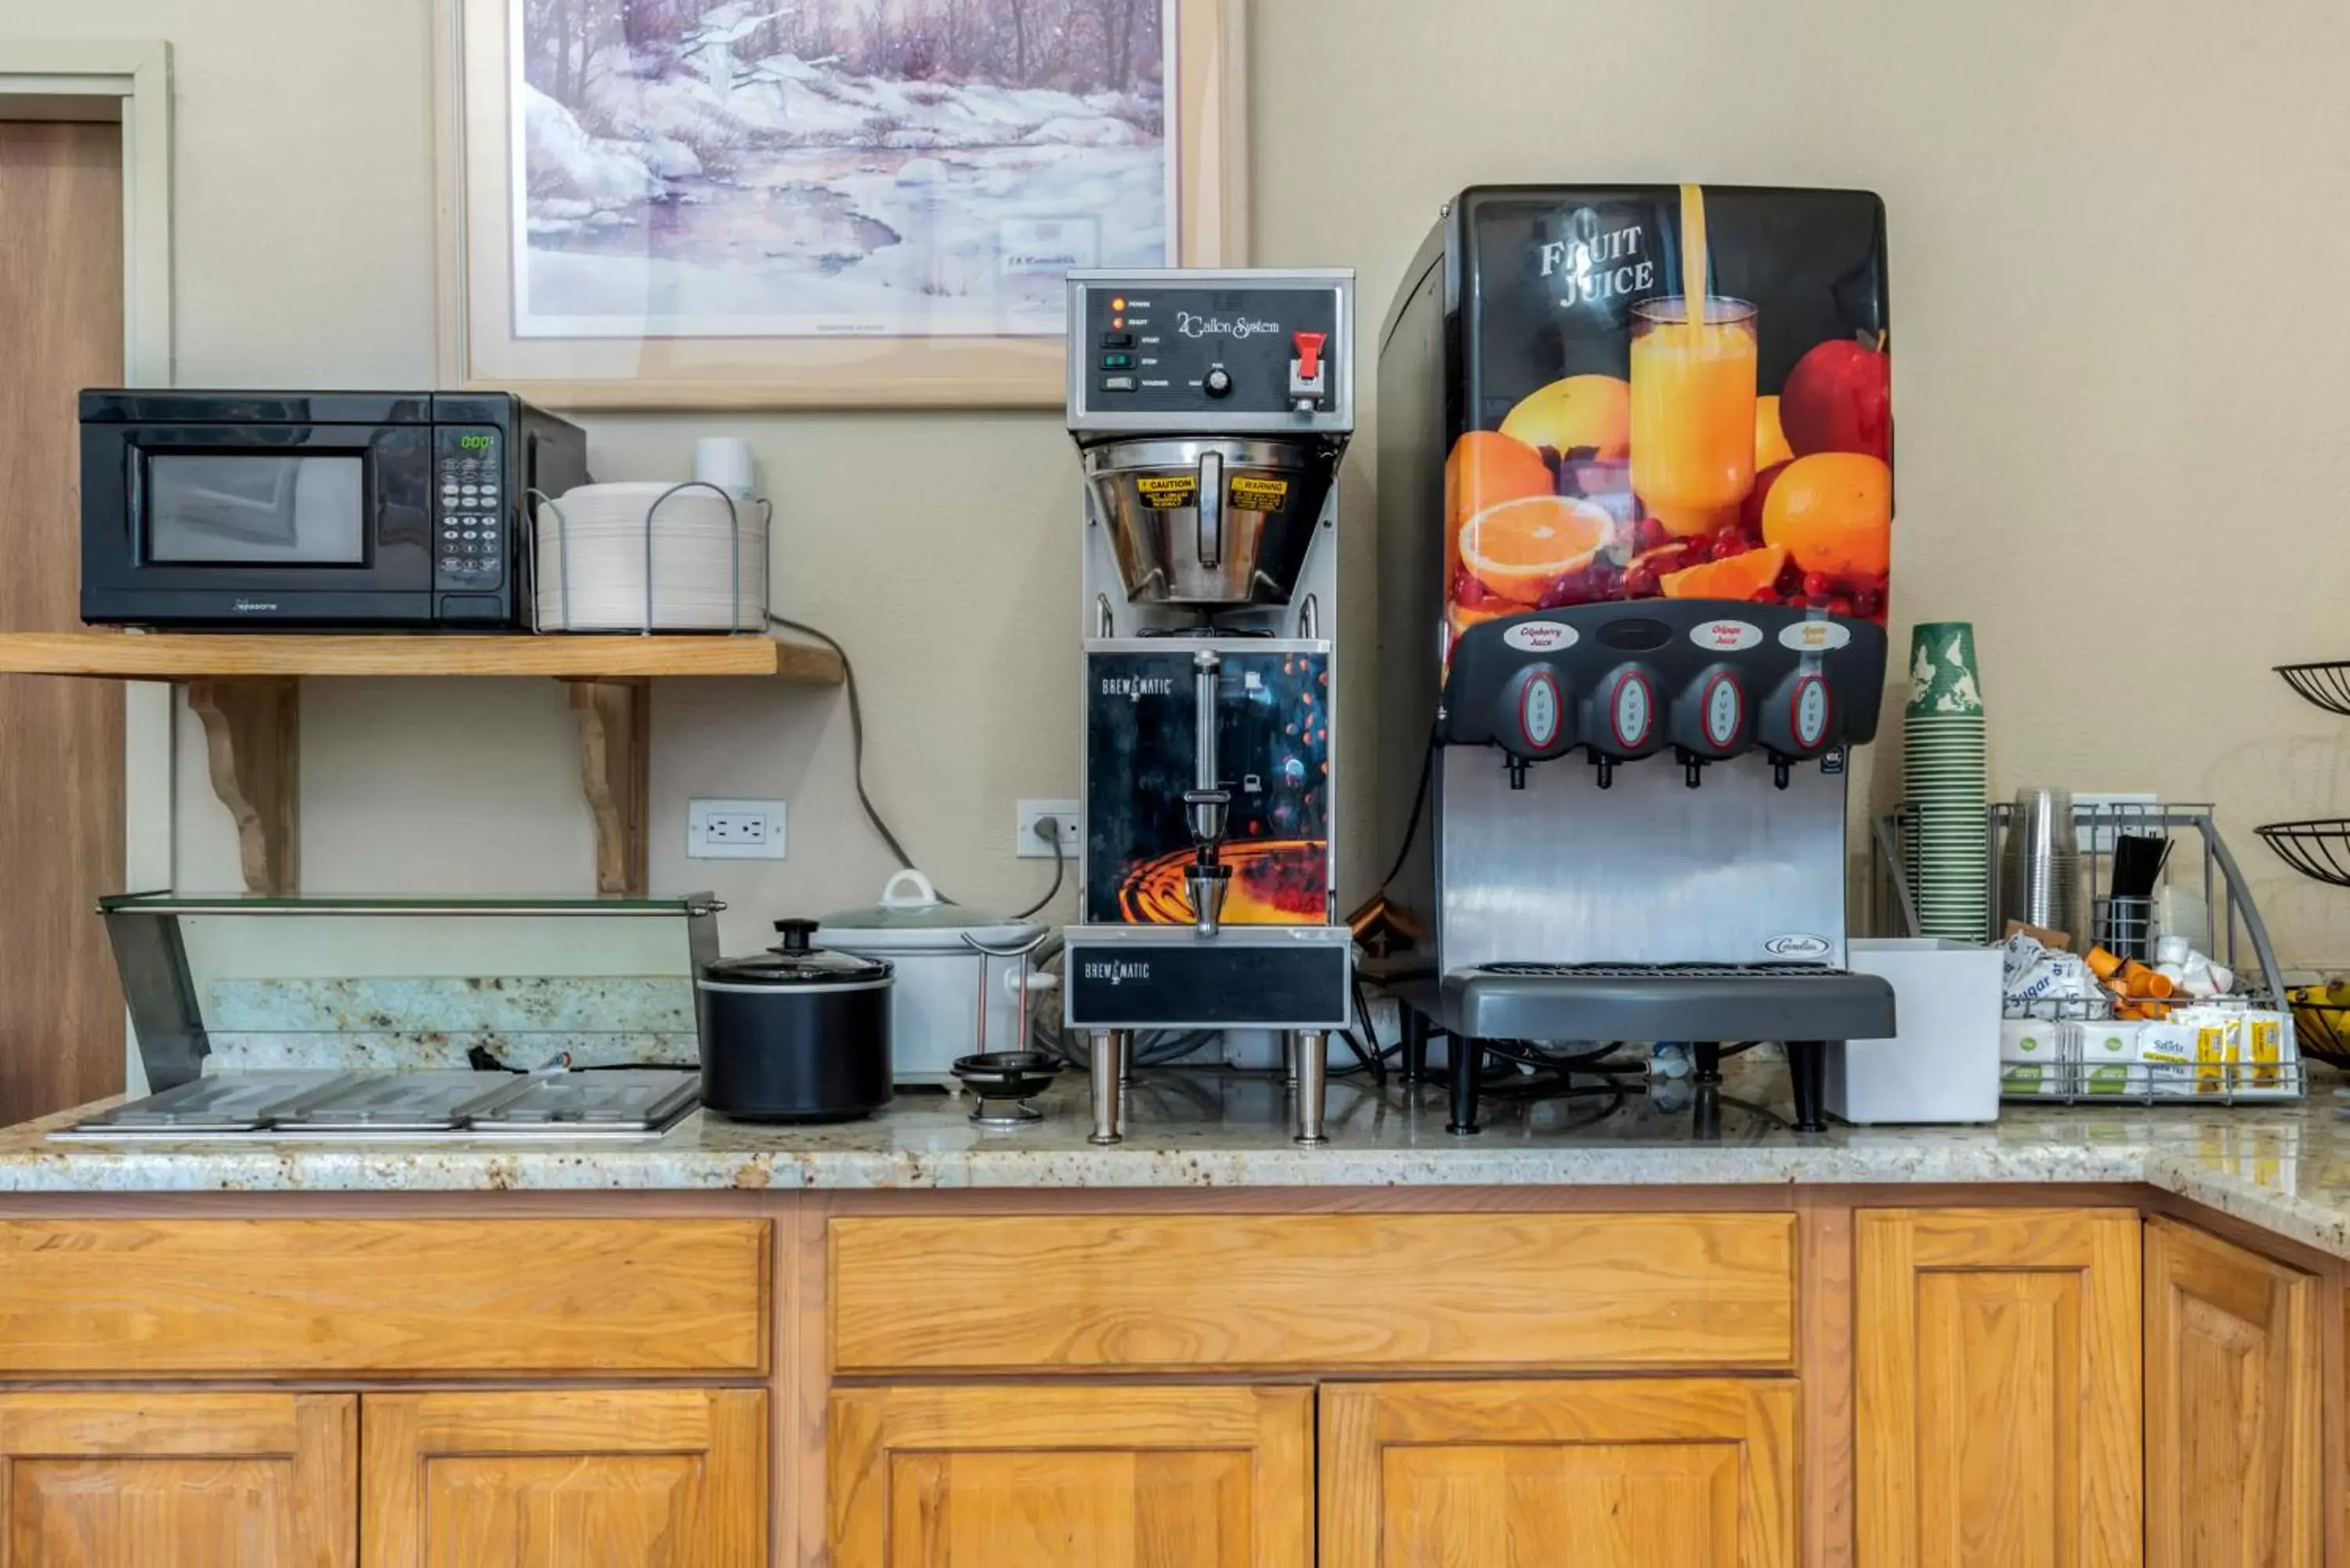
[432,0,1248,409]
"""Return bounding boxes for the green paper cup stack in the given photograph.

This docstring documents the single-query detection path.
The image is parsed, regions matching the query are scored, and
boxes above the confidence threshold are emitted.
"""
[1905,620,1988,942]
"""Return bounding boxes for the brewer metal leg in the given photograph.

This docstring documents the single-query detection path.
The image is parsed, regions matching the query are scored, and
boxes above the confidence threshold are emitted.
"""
[1088,1030,1123,1146]
[1282,1031,1298,1086]
[1115,1030,1132,1087]
[1446,1037,1483,1136]
[1290,1029,1328,1147]
[1400,1009,1429,1084]
[1788,1039,1828,1133]
[1693,1042,1723,1086]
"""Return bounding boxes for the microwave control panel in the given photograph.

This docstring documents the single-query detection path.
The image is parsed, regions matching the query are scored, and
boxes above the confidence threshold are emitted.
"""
[435,427,505,589]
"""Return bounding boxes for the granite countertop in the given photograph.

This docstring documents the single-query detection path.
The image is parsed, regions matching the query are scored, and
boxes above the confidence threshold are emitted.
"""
[3,1064,2346,1255]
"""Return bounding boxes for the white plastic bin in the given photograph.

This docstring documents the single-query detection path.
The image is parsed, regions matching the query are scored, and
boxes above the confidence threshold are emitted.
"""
[1827,938,2002,1124]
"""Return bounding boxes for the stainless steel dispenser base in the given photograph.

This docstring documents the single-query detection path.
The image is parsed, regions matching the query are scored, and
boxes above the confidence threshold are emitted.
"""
[1087,1030,1131,1145]
[1289,1029,1328,1145]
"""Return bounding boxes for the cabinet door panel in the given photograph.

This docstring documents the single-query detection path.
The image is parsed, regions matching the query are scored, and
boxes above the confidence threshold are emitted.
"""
[1856,1208,2141,1568]
[361,1389,764,1568]
[2145,1216,2318,1568]
[0,1392,355,1568]
[1319,1378,1795,1568]
[832,1383,1311,1568]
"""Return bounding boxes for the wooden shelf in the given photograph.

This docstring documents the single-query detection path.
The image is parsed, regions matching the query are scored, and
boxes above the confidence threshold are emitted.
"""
[0,630,843,900]
[0,630,842,683]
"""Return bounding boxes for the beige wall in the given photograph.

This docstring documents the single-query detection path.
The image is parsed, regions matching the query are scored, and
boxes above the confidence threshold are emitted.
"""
[9,0,2350,963]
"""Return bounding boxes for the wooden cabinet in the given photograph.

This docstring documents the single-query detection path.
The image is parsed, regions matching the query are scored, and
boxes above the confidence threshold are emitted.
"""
[1856,1208,2142,1568]
[830,1383,1312,1568]
[831,1212,1797,1374]
[0,1391,356,1566]
[0,1219,770,1377]
[1319,1378,1796,1568]
[361,1389,765,1568]
[2144,1216,2319,1568]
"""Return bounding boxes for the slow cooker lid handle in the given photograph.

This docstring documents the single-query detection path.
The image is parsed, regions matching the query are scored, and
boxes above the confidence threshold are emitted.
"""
[772,917,819,952]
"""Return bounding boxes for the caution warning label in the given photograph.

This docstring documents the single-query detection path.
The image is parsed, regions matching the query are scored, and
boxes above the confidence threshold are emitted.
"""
[1135,475,1197,509]
[1228,475,1290,511]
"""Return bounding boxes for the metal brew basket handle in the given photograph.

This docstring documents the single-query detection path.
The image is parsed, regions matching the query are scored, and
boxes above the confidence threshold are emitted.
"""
[1196,449,1224,569]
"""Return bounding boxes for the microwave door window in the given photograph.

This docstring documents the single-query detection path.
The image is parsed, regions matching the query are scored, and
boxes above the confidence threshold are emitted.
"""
[146,453,366,564]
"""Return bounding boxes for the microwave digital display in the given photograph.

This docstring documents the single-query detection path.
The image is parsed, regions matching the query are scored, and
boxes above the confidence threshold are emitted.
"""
[145,453,367,565]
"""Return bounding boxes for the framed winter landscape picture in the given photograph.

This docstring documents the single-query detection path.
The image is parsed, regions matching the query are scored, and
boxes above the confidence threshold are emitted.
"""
[436,0,1246,407]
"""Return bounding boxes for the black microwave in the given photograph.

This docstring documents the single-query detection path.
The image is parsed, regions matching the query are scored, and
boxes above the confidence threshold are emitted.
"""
[79,390,589,629]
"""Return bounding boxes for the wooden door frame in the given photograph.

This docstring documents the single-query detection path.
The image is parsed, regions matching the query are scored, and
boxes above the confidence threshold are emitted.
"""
[0,43,175,1089]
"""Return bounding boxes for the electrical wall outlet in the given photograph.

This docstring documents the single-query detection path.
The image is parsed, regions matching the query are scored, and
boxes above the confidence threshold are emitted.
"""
[687,798,787,860]
[1016,799,1083,858]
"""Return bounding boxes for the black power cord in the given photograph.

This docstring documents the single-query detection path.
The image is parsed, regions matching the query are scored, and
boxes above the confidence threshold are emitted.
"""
[767,614,919,873]
[1012,815,1068,921]
[770,613,1066,918]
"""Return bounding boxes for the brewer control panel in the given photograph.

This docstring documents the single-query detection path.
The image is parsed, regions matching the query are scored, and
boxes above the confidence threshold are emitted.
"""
[1068,269,1353,435]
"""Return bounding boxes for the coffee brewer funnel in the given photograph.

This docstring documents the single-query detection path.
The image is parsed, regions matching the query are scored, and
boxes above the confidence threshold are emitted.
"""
[1082,436,1340,606]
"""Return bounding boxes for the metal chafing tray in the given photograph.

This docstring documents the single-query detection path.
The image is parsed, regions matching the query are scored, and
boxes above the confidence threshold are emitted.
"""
[61,1071,352,1135]
[52,1069,701,1143]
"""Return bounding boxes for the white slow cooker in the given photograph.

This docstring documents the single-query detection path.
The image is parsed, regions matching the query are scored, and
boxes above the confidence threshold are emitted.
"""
[815,871,1051,1087]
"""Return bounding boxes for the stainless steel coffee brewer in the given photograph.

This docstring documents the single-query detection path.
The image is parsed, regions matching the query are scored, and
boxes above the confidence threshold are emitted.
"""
[1062,269,1354,1145]
[1366,195,1896,1133]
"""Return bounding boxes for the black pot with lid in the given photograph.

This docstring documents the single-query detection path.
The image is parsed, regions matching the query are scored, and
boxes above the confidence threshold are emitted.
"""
[696,918,895,1123]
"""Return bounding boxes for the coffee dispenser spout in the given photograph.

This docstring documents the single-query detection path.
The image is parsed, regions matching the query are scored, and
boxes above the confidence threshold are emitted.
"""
[1768,752,1795,790]
[1592,754,1614,790]
[1679,749,1706,789]
[1505,756,1530,790]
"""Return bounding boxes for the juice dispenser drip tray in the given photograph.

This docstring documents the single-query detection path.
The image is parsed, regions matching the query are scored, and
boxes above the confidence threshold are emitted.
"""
[1083,436,1338,605]
[1436,961,1893,1046]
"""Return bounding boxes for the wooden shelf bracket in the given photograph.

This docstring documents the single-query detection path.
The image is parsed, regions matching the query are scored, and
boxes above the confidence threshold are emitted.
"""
[564,677,651,898]
[183,678,299,898]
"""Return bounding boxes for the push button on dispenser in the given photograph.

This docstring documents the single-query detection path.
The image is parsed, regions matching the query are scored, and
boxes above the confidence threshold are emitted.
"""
[1100,331,1133,348]
[1101,374,1136,392]
[1101,352,1133,370]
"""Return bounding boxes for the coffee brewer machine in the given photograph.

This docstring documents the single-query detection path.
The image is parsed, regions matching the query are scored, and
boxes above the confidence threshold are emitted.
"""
[1369,186,1897,1133]
[1062,269,1354,1145]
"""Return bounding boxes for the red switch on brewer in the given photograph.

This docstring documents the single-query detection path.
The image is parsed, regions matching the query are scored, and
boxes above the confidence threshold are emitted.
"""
[1289,331,1328,404]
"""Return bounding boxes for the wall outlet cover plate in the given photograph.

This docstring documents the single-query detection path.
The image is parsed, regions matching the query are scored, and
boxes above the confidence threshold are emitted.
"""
[1016,799,1083,858]
[688,798,786,860]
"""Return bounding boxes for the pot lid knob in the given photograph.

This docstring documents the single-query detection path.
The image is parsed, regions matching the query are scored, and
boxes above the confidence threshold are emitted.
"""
[773,917,819,952]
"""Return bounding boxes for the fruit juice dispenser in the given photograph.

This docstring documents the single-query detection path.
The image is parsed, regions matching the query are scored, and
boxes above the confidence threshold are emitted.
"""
[1063,268,1355,1147]
[1367,187,1897,1133]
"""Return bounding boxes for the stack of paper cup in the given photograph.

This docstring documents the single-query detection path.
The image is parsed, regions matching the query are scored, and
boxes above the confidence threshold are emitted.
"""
[533,481,768,633]
[1904,620,1988,941]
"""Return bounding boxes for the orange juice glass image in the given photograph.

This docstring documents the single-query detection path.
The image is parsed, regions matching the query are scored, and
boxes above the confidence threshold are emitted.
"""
[1629,296,1759,537]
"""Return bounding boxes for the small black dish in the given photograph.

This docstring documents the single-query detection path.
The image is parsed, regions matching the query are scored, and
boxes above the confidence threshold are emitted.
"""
[951,1050,1063,1125]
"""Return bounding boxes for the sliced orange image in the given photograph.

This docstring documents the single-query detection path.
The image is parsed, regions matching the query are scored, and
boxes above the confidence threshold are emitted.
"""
[1444,430,1553,528]
[1459,494,1612,605]
[1661,543,1788,602]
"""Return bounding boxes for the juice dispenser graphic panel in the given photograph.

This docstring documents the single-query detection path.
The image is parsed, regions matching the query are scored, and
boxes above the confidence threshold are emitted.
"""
[1444,186,1889,658]
[1084,648,1331,927]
